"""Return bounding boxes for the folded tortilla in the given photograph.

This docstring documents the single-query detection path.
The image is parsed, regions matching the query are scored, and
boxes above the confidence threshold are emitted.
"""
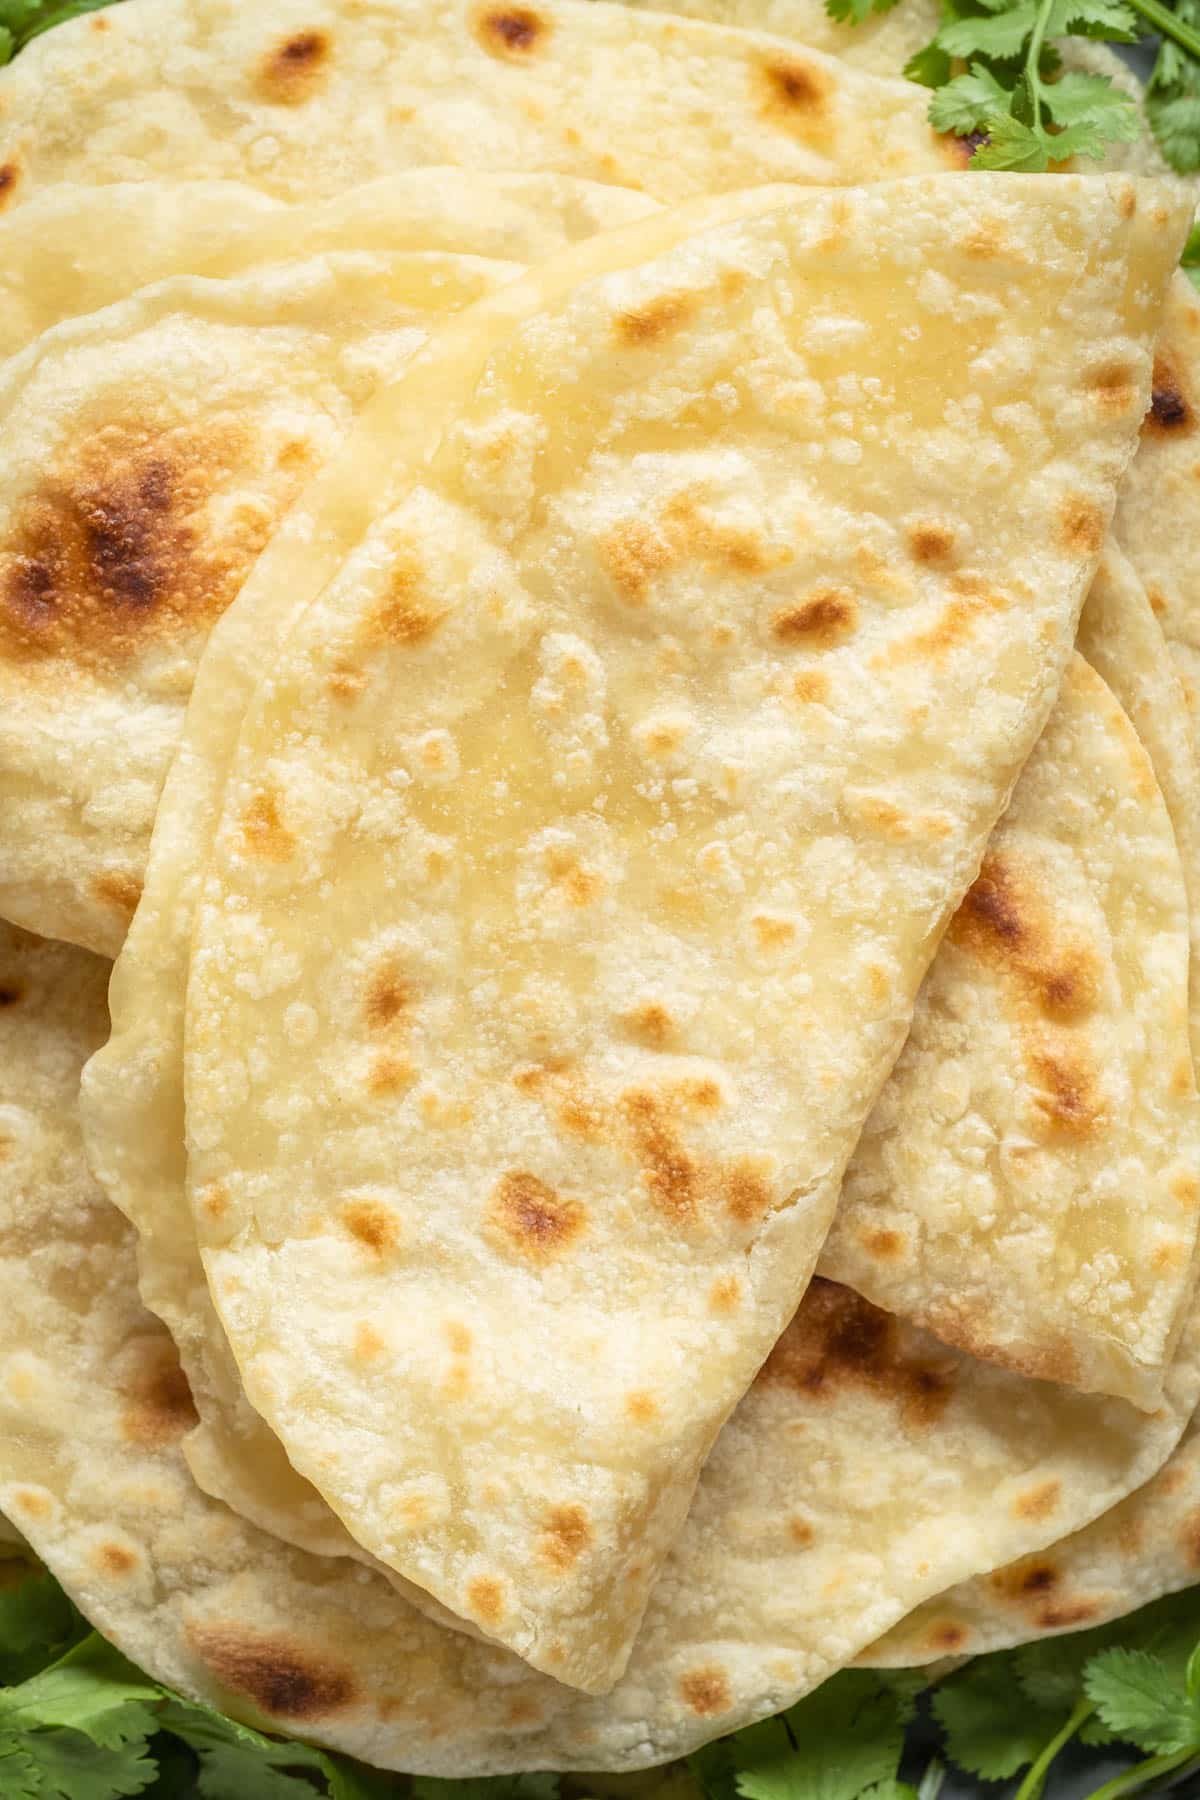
[136,175,1182,1691]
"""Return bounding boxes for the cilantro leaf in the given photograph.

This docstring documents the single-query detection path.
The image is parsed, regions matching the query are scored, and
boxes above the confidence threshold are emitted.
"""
[193,1741,322,1798]
[689,1735,740,1800]
[0,1636,161,1751]
[933,1656,1058,1780]
[825,0,902,23]
[0,1731,42,1800]
[18,1726,158,1799]
[1045,0,1138,37]
[928,63,1013,132]
[0,1571,81,1687]
[938,5,1040,59]
[1084,1648,1200,1755]
[734,1671,909,1800]
[315,1750,402,1800]
[413,1778,559,1800]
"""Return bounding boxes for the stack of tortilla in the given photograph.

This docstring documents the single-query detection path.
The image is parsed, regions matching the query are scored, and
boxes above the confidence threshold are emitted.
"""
[1,0,1199,1772]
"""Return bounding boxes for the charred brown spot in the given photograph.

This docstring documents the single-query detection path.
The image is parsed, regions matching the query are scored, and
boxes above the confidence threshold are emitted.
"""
[1178,1505,1200,1569]
[121,1341,198,1447]
[991,1558,1058,1601]
[862,1227,904,1261]
[1038,1602,1099,1630]
[92,871,142,919]
[1013,1478,1061,1522]
[1146,353,1192,436]
[1057,495,1106,557]
[622,1002,674,1047]
[679,1665,732,1717]
[616,293,697,347]
[761,1280,956,1429]
[539,1503,592,1572]
[0,422,282,672]
[906,522,957,567]
[724,1158,773,1224]
[953,855,1101,1024]
[473,6,548,58]
[600,490,778,603]
[626,1389,658,1422]
[622,1088,701,1225]
[772,586,858,648]
[368,1053,415,1098]
[545,847,604,907]
[340,1199,400,1256]
[761,56,830,120]
[466,1575,506,1624]
[1028,1046,1104,1138]
[240,789,295,865]
[93,1542,139,1577]
[256,29,331,104]
[0,983,23,1008]
[488,1169,585,1263]
[926,1621,968,1652]
[189,1624,355,1719]
[364,961,415,1030]
[0,162,18,212]
[373,559,447,647]
[792,669,830,704]
[1086,360,1137,415]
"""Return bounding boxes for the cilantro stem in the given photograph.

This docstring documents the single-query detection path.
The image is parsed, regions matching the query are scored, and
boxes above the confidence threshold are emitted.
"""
[1023,0,1059,137]
[1122,0,1200,62]
[1012,1698,1094,1800]
[1082,1745,1200,1800]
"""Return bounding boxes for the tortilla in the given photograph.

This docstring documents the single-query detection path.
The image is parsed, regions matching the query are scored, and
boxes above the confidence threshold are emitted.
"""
[0,0,973,218]
[817,581,1200,1407]
[11,916,1200,1770]
[154,175,1180,1692]
[0,171,664,957]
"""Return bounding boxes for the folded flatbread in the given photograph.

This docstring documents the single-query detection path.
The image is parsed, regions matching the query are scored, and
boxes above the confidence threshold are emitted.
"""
[130,175,1181,1691]
[0,172,655,955]
[9,904,1200,1772]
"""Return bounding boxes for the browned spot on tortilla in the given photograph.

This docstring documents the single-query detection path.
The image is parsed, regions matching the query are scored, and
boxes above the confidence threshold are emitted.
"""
[761,1280,956,1429]
[626,1389,658,1422]
[0,162,19,211]
[1013,1478,1061,1522]
[622,1002,675,1047]
[121,1341,198,1446]
[256,29,332,104]
[990,1557,1058,1602]
[884,578,1008,668]
[445,1322,471,1357]
[674,1076,723,1112]
[0,421,283,672]
[93,1542,139,1578]
[0,982,23,1008]
[340,1198,400,1256]
[599,489,780,604]
[962,219,1008,260]
[539,1503,592,1572]
[679,1665,732,1717]
[1038,1601,1099,1630]
[616,292,698,347]
[753,913,797,949]
[788,1515,815,1548]
[239,789,295,864]
[545,846,604,907]
[488,1169,585,1263]
[709,1274,742,1314]
[935,132,975,169]
[353,1322,387,1364]
[1028,1045,1105,1138]
[622,1088,701,1225]
[512,1057,571,1096]
[772,586,858,648]
[906,522,958,567]
[724,1158,773,1224]
[1171,1170,1200,1211]
[10,1488,52,1521]
[861,1226,904,1261]
[1057,494,1106,557]
[1178,1505,1200,1568]
[364,961,415,1030]
[200,1182,229,1223]
[367,1053,415,1098]
[92,870,142,919]
[1086,360,1137,415]
[507,1697,543,1727]
[792,669,830,704]
[472,5,549,58]
[760,56,831,131]
[372,557,447,646]
[952,853,1102,1024]
[189,1623,356,1718]
[466,1576,506,1624]
[1145,352,1193,436]
[1118,186,1137,219]
[921,1298,1081,1388]
[926,1620,968,1653]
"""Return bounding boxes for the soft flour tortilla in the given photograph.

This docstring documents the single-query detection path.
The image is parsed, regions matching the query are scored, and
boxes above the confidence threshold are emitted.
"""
[165,177,1183,1691]
[0,171,658,957]
[865,1419,1200,1665]
[0,0,972,213]
[0,172,658,362]
[11,917,1200,1772]
[818,590,1200,1408]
